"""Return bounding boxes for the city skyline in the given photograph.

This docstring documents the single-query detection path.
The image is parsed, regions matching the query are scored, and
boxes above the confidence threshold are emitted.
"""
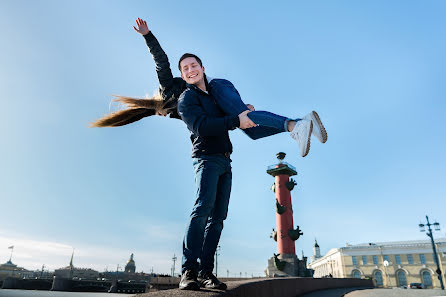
[1,0,445,276]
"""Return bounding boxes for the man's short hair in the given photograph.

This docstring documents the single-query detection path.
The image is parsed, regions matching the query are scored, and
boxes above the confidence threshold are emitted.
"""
[178,53,203,71]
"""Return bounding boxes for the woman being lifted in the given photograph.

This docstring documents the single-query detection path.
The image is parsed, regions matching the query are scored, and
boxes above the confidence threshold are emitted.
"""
[91,18,327,157]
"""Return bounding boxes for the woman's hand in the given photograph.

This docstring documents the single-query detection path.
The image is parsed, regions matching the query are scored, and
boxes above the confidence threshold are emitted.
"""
[133,18,150,35]
[156,110,168,117]
[246,104,255,111]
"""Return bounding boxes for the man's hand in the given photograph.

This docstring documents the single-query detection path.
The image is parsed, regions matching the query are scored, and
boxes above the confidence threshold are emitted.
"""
[133,18,150,35]
[238,110,257,129]
[246,104,255,111]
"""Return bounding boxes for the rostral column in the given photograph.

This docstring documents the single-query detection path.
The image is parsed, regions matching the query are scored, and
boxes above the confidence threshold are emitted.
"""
[265,152,306,277]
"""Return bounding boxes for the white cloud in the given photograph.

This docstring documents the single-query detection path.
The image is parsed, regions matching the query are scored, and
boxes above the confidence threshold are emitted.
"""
[0,234,73,271]
[0,232,180,275]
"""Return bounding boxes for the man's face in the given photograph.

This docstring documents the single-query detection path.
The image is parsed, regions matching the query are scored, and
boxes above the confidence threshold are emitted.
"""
[180,57,205,85]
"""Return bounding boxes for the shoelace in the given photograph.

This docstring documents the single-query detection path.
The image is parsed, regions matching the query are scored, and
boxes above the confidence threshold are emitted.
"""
[203,272,219,282]
[185,270,197,279]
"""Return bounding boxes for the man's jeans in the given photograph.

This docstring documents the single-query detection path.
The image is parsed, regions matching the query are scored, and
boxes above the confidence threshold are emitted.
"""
[209,79,293,139]
[182,155,232,274]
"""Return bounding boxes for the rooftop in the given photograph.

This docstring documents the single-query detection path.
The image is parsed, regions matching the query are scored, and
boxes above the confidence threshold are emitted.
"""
[343,238,446,249]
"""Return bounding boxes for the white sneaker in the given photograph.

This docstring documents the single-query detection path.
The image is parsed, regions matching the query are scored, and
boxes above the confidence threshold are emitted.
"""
[304,111,327,143]
[290,119,313,157]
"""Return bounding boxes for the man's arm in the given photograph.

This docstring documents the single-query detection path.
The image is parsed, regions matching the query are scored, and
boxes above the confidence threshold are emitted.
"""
[134,18,175,93]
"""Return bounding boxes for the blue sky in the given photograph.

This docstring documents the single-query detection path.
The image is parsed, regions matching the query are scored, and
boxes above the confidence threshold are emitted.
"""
[1,0,445,276]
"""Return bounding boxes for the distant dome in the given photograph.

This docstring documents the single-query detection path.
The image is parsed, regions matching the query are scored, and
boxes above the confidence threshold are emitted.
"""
[2,260,17,267]
[125,253,136,273]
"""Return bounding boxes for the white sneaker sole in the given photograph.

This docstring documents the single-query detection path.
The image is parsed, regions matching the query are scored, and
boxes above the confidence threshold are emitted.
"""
[311,111,327,143]
[302,120,313,157]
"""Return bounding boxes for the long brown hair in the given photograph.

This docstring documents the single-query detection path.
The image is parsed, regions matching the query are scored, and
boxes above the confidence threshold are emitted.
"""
[89,92,176,127]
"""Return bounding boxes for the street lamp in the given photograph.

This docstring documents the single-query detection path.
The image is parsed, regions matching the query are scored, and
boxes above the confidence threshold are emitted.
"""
[419,215,444,290]
[171,254,177,277]
[215,246,221,277]
[383,259,391,287]
[418,223,425,232]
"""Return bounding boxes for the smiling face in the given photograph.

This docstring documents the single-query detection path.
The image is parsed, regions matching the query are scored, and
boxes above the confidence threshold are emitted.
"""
[180,57,205,86]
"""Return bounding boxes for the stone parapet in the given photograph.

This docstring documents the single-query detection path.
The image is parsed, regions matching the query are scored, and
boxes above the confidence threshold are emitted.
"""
[135,277,374,297]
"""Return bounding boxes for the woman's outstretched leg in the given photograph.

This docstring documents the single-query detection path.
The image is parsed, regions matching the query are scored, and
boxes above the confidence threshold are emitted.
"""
[208,78,291,137]
[208,78,327,156]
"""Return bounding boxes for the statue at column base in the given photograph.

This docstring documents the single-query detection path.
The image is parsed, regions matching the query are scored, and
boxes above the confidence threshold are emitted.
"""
[265,254,313,277]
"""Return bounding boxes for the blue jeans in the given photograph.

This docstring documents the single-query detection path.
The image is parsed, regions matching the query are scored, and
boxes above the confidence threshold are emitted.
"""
[209,79,293,139]
[182,155,232,275]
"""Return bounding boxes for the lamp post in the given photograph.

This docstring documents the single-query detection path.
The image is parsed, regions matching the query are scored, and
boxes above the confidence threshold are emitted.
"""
[383,260,391,287]
[419,215,444,290]
[215,245,221,277]
[379,245,392,288]
[171,254,177,277]
[116,264,120,282]
[40,264,45,278]
[328,259,334,277]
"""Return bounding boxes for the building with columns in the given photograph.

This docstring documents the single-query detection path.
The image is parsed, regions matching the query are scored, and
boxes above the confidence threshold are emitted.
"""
[307,238,446,288]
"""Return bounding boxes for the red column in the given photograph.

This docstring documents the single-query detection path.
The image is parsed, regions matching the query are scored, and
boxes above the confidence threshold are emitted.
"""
[275,172,295,255]
[267,153,298,257]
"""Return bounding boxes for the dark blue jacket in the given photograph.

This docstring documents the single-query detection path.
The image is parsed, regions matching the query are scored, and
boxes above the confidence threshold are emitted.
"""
[178,82,240,157]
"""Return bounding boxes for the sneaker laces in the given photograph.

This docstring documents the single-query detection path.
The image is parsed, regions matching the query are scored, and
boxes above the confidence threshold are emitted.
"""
[203,272,219,282]
[185,270,197,279]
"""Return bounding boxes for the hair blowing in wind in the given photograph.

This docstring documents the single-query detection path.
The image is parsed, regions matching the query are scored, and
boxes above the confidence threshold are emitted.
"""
[89,93,177,127]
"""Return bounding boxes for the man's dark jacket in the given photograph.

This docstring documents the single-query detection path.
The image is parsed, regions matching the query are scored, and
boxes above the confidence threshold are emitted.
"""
[178,83,240,158]
[144,31,240,157]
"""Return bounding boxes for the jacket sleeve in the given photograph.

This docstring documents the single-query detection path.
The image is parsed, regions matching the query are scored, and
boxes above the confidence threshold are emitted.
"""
[178,91,240,137]
[143,32,175,94]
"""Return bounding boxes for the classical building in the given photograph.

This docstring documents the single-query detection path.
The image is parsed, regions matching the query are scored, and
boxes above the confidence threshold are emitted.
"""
[101,253,150,282]
[308,238,446,288]
[0,260,32,280]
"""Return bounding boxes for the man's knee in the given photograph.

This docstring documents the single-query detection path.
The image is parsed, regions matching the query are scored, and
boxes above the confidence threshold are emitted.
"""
[208,216,226,229]
[206,221,224,235]
[190,202,214,219]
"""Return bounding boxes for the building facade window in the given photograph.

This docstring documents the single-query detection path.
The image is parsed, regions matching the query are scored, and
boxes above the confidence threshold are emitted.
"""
[362,256,367,265]
[373,255,378,265]
[352,256,357,266]
[420,254,426,264]
[422,271,432,287]
[374,270,383,287]
[352,270,361,279]
[383,255,390,262]
[407,254,413,264]
[395,255,401,265]
[396,270,407,287]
